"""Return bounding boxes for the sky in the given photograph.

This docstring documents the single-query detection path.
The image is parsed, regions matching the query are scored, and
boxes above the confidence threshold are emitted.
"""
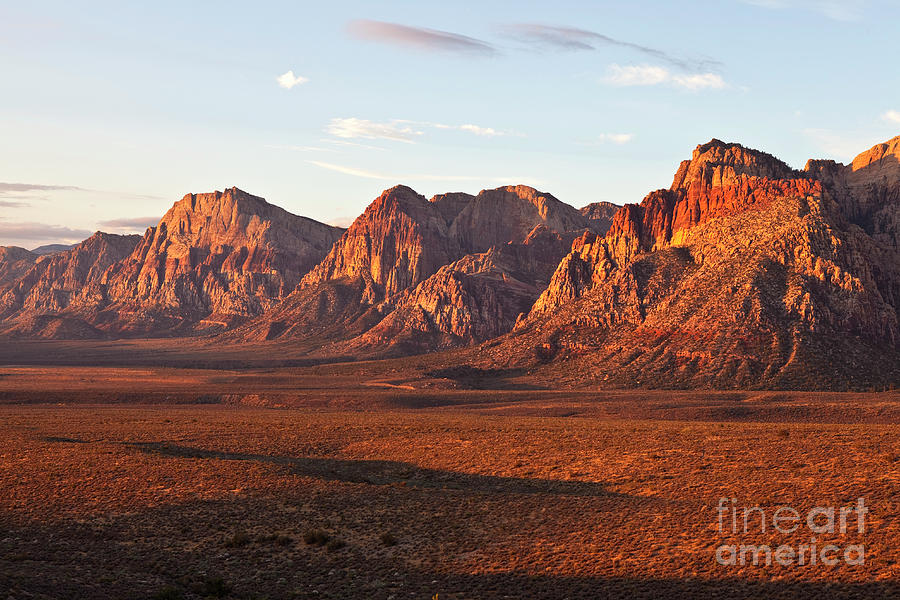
[2,0,900,248]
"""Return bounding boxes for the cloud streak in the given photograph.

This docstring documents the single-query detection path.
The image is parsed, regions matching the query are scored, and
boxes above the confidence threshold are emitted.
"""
[0,182,82,197]
[0,222,92,243]
[603,64,726,90]
[308,160,542,187]
[327,118,424,143]
[347,20,496,56]
[98,216,159,231]
[501,24,721,72]
[325,118,515,143]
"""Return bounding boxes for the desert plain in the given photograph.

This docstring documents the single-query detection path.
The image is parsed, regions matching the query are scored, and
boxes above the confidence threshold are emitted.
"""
[2,342,900,599]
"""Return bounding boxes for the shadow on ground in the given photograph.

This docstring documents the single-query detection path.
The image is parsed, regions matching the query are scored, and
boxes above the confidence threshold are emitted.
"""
[126,441,610,496]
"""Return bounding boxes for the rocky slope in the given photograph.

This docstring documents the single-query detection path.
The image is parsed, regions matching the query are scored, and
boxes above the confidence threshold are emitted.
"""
[346,225,575,354]
[0,247,38,295]
[0,233,142,337]
[478,137,900,390]
[93,187,344,334]
[231,184,594,347]
[0,188,344,337]
[580,201,620,235]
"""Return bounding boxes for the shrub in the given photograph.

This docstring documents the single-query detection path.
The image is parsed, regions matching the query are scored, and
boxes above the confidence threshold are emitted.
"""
[303,529,330,546]
[380,532,398,547]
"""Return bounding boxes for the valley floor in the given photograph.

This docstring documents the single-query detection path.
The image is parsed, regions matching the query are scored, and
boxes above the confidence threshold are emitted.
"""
[1,364,900,598]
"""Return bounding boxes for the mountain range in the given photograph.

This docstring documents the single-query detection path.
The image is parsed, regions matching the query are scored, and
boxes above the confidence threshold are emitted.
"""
[2,135,898,389]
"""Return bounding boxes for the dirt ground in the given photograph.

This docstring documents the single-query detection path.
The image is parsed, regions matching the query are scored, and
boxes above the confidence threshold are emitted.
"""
[2,373,900,599]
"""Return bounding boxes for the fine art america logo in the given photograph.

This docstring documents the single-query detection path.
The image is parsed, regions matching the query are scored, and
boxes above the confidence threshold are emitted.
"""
[716,497,867,567]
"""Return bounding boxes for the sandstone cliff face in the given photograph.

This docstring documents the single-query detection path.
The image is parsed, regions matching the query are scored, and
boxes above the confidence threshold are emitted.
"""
[1,232,141,317]
[235,184,594,348]
[300,185,461,305]
[348,226,573,353]
[497,138,900,390]
[0,247,37,295]
[97,187,344,332]
[0,188,344,337]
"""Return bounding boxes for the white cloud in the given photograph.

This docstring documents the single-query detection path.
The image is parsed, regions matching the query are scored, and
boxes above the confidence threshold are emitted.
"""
[327,118,423,143]
[276,70,309,89]
[604,64,669,86]
[603,64,726,90]
[324,118,515,143]
[459,124,501,137]
[672,73,726,90]
[597,133,634,144]
[883,110,900,124]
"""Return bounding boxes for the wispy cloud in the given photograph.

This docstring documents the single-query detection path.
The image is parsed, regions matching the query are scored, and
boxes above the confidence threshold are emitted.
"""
[266,144,337,153]
[882,110,900,124]
[0,221,92,243]
[327,118,423,143]
[603,64,726,90]
[0,200,29,208]
[501,24,720,72]
[276,70,309,89]
[596,133,634,145]
[0,182,82,197]
[458,124,502,137]
[347,20,496,56]
[325,118,515,143]
[741,0,866,21]
[98,216,159,231]
[308,160,543,187]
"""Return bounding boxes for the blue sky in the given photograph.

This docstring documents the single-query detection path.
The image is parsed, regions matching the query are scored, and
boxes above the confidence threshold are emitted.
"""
[2,0,899,248]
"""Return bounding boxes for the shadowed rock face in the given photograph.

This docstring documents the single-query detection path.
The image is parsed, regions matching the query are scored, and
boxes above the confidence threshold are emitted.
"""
[498,138,900,390]
[580,202,620,235]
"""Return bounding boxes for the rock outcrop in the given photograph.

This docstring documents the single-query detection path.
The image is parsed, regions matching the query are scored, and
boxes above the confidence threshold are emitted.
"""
[486,138,900,390]
[348,225,574,354]
[95,187,344,333]
[232,184,594,349]
[580,201,620,235]
[0,247,38,295]
[0,232,141,337]
[0,188,344,337]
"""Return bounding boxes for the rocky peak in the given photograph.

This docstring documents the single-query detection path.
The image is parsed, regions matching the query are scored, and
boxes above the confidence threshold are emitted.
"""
[429,192,475,226]
[671,139,797,192]
[449,185,589,253]
[0,247,38,295]
[850,135,900,174]
[580,201,621,235]
[300,185,459,302]
[1,231,141,317]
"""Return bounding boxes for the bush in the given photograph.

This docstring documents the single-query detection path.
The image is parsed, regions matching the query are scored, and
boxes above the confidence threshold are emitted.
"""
[224,531,251,548]
[380,532,398,547]
[303,529,330,546]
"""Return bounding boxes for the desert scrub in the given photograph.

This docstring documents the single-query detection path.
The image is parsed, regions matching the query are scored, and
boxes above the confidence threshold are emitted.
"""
[303,529,330,546]
[379,532,398,546]
[224,531,251,548]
